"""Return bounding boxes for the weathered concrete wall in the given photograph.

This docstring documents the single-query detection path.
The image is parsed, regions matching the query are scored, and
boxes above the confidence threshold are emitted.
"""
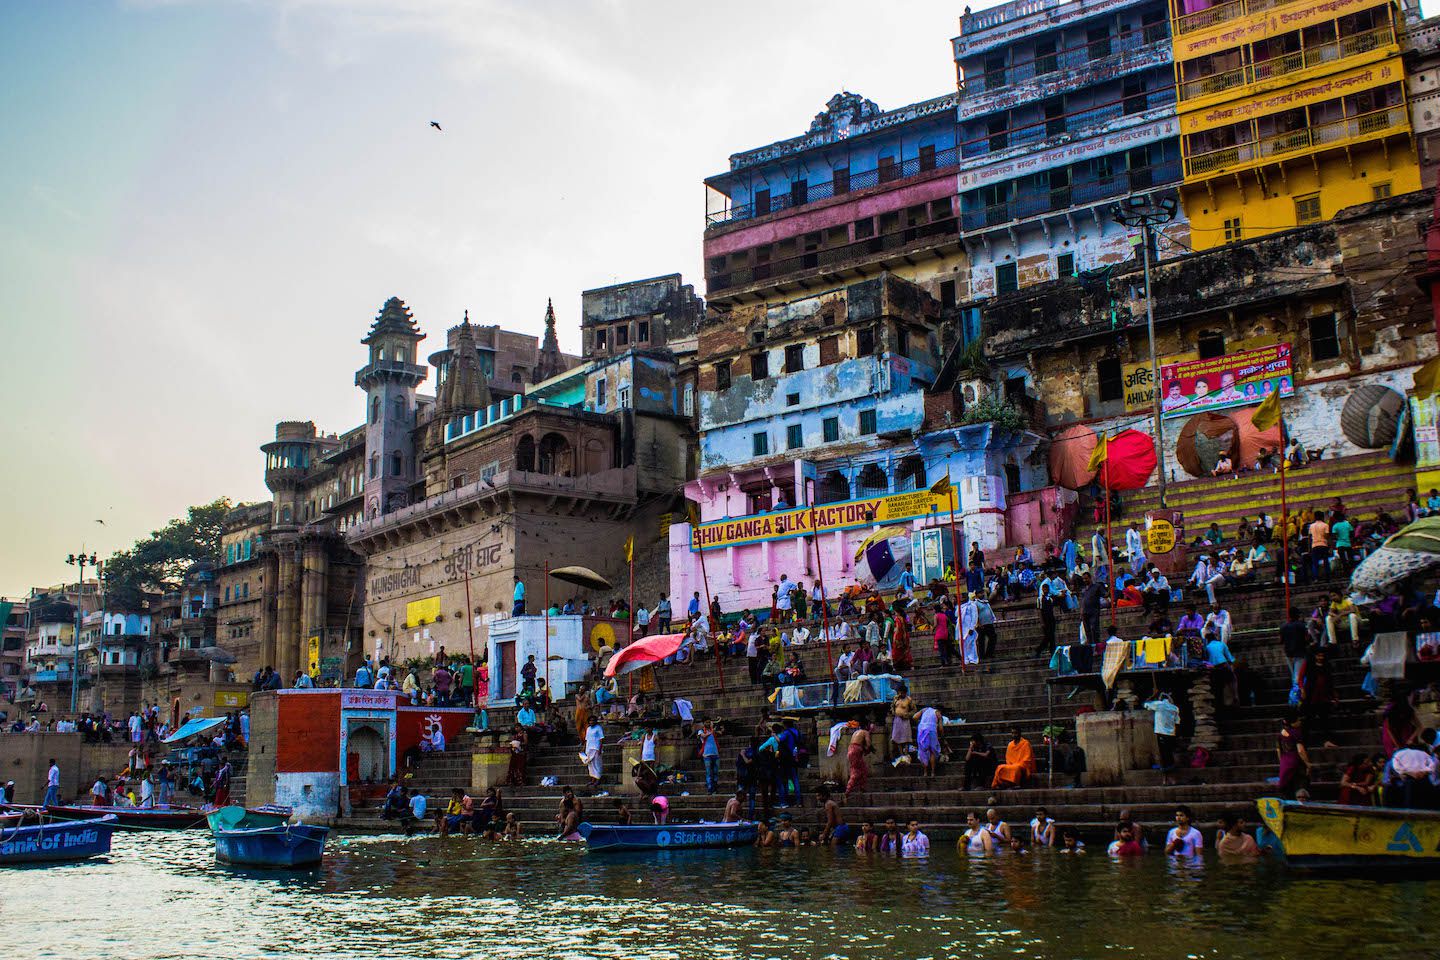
[0,734,132,805]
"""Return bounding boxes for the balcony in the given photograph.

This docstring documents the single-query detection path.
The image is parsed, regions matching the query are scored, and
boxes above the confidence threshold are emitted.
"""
[962,91,1175,161]
[1184,105,1408,178]
[961,162,1181,231]
[706,213,960,295]
[960,27,1168,99]
[706,147,959,229]
[1174,0,1280,35]
[1178,25,1397,102]
[957,0,1155,56]
[354,357,427,387]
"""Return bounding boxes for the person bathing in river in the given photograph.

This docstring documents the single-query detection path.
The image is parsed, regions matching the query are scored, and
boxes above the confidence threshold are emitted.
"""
[816,785,851,846]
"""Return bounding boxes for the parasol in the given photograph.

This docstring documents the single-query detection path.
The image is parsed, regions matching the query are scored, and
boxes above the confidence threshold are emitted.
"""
[1096,428,1157,491]
[1175,413,1237,478]
[1232,406,1283,470]
[603,633,686,678]
[1349,517,1440,598]
[549,565,613,591]
[198,646,238,664]
[1048,424,1099,490]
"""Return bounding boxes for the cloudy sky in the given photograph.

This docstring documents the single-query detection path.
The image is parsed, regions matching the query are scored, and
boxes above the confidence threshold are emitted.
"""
[0,0,966,595]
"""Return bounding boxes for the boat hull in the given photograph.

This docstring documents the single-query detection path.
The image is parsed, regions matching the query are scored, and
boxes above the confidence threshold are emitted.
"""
[207,805,292,833]
[0,815,116,865]
[1257,797,1440,868]
[579,821,758,852]
[214,824,329,868]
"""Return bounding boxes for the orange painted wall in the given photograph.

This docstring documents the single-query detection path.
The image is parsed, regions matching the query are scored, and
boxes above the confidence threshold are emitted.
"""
[276,693,342,773]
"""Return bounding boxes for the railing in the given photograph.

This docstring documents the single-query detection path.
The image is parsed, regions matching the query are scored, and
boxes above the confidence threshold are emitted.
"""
[353,357,427,386]
[706,215,960,293]
[706,146,960,228]
[961,163,1182,231]
[961,91,1174,160]
[961,28,1168,97]
[1174,0,1287,36]
[1178,25,1396,100]
[1183,105,1407,176]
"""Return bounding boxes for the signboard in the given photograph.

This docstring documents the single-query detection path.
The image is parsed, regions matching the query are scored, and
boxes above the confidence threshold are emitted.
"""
[958,116,1178,191]
[1160,343,1294,420]
[1124,353,1197,412]
[1176,0,1397,61]
[341,689,400,710]
[319,656,342,684]
[1146,518,1176,555]
[405,596,441,627]
[1413,394,1440,491]
[1180,58,1402,133]
[215,691,249,708]
[307,636,320,677]
[691,488,951,552]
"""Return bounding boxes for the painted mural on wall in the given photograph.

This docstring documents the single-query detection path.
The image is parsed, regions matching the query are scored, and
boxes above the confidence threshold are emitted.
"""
[853,526,914,591]
[366,536,505,603]
[1161,343,1294,419]
[691,489,950,552]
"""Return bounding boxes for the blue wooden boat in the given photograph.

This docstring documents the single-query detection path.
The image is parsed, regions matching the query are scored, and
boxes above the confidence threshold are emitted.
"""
[1256,797,1440,868]
[206,805,292,833]
[214,823,329,868]
[578,820,757,852]
[0,815,116,865]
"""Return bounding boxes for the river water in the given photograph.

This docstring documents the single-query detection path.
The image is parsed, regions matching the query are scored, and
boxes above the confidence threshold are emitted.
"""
[5,831,1435,959]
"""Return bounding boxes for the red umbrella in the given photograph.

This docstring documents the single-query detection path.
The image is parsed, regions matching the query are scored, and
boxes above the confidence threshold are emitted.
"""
[603,633,686,678]
[1097,428,1157,491]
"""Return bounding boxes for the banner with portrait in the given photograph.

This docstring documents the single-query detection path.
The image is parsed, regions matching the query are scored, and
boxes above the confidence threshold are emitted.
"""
[1160,344,1294,420]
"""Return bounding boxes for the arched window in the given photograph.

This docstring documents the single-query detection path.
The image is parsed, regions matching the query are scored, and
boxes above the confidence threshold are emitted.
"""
[391,452,403,476]
[516,435,536,472]
[857,463,888,497]
[371,397,380,424]
[896,455,926,491]
[537,432,572,475]
[369,454,379,479]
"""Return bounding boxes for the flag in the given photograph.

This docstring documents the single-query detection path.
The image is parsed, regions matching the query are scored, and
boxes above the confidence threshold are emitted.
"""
[1414,356,1440,400]
[1087,434,1109,473]
[929,473,952,496]
[686,501,700,527]
[623,535,634,564]
[1250,390,1282,433]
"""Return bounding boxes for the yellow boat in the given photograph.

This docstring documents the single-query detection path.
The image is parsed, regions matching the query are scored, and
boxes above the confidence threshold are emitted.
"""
[1256,798,1440,869]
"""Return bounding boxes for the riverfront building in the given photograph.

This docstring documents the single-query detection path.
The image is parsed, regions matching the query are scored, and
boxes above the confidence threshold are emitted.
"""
[954,0,1188,296]
[1171,0,1423,249]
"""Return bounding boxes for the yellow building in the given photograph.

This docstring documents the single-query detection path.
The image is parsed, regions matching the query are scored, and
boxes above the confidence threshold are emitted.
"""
[1170,0,1422,248]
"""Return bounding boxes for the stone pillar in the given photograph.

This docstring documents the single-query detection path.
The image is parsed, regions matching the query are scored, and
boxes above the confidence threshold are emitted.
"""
[259,553,279,672]
[275,545,301,681]
[1188,675,1220,751]
[301,538,328,677]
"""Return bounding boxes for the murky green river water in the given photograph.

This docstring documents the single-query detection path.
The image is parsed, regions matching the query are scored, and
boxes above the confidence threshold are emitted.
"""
[4,831,1436,959]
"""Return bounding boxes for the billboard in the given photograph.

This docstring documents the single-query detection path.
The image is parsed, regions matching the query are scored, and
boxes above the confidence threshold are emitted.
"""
[1160,343,1294,420]
[690,488,952,552]
[1124,353,1197,412]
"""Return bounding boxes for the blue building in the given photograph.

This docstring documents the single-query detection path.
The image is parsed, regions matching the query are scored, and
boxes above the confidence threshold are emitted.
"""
[953,0,1187,298]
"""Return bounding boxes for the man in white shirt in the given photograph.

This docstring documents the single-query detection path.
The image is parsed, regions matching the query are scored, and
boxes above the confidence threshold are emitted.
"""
[581,720,605,792]
[1144,694,1180,785]
[1204,601,1232,644]
[775,575,795,621]
[1141,566,1171,615]
[1164,806,1205,857]
[1125,524,1147,575]
[959,594,981,665]
[44,759,61,806]
[635,604,652,638]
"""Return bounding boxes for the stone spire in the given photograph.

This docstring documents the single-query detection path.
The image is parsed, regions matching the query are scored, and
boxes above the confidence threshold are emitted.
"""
[532,298,565,383]
[440,309,491,414]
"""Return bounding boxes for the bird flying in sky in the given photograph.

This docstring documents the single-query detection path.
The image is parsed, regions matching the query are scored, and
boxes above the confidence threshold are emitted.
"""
[430,121,442,131]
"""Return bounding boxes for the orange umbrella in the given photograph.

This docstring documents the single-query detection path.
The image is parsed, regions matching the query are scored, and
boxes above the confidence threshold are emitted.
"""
[1048,424,1099,490]
[1233,406,1283,470]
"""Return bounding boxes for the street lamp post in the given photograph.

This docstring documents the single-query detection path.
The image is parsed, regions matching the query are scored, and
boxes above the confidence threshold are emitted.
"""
[65,551,97,714]
[1112,194,1178,507]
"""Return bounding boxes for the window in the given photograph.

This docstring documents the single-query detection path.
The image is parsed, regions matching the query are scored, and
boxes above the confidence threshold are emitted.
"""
[224,586,231,602]
[856,328,875,357]
[822,417,839,442]
[786,392,800,406]
[754,189,771,215]
[1309,313,1341,361]
[790,179,808,207]
[393,397,404,420]
[638,321,650,342]
[1087,24,1111,59]
[683,384,694,417]
[1097,357,1124,402]
[752,432,769,456]
[1122,75,1146,116]
[751,351,769,380]
[1057,253,1075,278]
[818,335,840,365]
[996,262,1018,294]
[1035,39,1057,75]
[618,385,631,408]
[786,424,803,450]
[1373,182,1392,200]
[919,144,936,171]
[854,217,875,239]
[596,379,607,408]
[939,279,957,308]
[1004,462,1022,495]
[511,365,524,382]
[784,343,805,373]
[1295,194,1321,225]
[595,328,607,349]
[859,409,877,435]
[833,167,851,195]
[616,325,629,346]
[451,475,466,490]
[1197,331,1226,359]
[370,397,380,424]
[878,156,897,183]
[391,452,403,476]
[369,454,378,479]
[715,360,732,391]
[1223,217,1243,242]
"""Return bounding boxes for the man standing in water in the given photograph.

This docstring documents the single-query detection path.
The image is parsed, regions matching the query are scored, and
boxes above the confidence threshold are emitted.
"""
[816,785,852,846]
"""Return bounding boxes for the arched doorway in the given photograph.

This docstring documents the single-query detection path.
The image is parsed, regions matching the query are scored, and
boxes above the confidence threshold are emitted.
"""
[857,463,888,497]
[538,432,572,475]
[346,722,389,784]
[515,434,536,472]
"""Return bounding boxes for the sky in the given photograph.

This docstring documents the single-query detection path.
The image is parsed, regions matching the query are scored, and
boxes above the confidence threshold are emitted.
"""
[0,0,966,596]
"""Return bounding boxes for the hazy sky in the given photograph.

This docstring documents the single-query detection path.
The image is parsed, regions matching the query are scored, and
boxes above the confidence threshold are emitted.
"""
[0,0,966,595]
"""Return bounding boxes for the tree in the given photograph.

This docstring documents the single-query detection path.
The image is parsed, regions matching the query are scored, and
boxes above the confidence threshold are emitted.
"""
[104,498,230,609]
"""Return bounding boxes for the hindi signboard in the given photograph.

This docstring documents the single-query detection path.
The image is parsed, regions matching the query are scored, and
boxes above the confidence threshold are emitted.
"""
[1160,343,1294,420]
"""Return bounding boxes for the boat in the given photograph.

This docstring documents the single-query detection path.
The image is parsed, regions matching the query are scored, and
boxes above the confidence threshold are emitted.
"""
[4,803,209,830]
[0,815,117,865]
[578,820,758,852]
[206,805,293,833]
[1256,797,1440,868]
[213,823,330,868]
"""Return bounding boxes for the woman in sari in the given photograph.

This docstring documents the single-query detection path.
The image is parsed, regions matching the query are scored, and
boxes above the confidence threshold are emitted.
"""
[1277,710,1310,798]
[890,613,913,671]
[992,730,1035,789]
